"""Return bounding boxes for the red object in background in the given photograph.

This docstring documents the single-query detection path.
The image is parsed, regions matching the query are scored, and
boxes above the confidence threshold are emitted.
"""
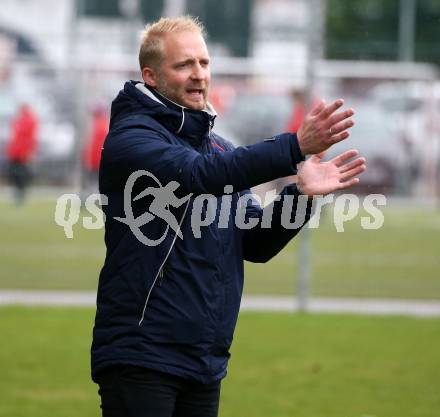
[286,89,306,133]
[208,84,236,115]
[82,109,109,171]
[6,104,39,163]
[286,102,306,133]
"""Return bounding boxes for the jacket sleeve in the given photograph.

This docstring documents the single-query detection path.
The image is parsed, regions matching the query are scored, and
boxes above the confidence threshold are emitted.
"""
[102,127,304,196]
[241,184,313,263]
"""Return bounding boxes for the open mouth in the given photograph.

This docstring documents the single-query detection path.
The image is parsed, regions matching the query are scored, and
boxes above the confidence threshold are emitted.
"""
[186,89,204,99]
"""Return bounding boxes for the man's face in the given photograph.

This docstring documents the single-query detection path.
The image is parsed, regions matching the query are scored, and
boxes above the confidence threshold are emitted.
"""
[147,30,211,111]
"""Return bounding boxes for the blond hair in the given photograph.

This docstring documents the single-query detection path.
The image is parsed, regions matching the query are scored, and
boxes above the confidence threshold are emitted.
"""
[139,15,205,71]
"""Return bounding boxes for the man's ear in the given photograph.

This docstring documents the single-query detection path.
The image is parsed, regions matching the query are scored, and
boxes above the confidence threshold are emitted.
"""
[142,67,157,88]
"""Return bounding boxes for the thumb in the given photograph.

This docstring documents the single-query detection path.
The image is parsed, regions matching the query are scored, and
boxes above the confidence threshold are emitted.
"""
[310,151,326,162]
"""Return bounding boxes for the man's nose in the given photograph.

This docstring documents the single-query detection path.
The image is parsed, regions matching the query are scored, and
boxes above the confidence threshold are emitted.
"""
[191,63,206,80]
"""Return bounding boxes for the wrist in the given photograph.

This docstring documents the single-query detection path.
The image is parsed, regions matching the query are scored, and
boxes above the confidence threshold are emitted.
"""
[296,175,313,198]
[291,133,306,163]
[296,175,306,195]
[296,127,308,154]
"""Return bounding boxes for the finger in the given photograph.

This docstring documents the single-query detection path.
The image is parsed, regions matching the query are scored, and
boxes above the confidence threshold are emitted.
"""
[326,108,354,128]
[330,149,359,167]
[328,131,350,146]
[338,177,360,190]
[310,99,326,116]
[340,164,366,182]
[329,118,355,136]
[318,99,344,119]
[339,157,366,173]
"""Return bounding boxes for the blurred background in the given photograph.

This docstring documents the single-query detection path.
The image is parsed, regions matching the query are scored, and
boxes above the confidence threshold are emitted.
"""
[1,0,439,300]
[0,0,439,196]
[0,1,439,417]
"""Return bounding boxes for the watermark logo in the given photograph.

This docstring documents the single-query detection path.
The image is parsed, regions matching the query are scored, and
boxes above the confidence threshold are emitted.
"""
[113,170,192,246]
[54,170,386,243]
[54,193,107,238]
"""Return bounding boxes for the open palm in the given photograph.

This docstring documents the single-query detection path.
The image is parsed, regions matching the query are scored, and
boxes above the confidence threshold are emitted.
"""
[297,150,366,196]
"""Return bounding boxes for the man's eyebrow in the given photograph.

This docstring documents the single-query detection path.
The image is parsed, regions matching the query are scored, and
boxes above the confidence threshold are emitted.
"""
[173,58,195,66]
[173,57,210,66]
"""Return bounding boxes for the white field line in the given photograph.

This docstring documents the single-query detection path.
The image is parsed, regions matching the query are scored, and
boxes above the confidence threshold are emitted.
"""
[241,296,440,317]
[1,291,440,317]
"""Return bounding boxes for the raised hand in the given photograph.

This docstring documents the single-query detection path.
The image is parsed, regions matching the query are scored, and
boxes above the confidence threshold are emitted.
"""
[296,150,366,196]
[297,99,355,156]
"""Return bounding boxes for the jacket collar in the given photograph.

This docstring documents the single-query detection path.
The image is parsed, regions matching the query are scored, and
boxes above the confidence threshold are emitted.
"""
[133,82,217,147]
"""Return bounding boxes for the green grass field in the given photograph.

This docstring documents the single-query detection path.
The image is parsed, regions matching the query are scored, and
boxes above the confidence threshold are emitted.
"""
[245,204,440,298]
[1,307,439,417]
[0,198,439,298]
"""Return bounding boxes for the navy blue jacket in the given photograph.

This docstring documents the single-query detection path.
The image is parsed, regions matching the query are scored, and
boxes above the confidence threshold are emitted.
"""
[91,81,311,383]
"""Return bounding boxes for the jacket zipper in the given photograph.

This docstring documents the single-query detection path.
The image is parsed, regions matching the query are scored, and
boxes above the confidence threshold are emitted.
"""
[138,199,191,326]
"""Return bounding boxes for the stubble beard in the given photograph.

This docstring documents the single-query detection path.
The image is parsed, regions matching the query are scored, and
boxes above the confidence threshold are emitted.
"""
[155,77,206,110]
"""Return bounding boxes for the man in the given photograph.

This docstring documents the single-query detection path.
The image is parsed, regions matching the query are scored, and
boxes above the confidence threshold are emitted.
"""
[91,16,365,417]
[6,103,39,205]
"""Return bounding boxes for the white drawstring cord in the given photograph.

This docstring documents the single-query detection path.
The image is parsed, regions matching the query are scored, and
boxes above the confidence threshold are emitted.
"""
[176,108,185,134]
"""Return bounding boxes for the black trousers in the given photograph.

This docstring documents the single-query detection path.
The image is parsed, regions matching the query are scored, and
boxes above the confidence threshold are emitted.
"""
[96,365,221,417]
[8,161,32,204]
[8,161,32,191]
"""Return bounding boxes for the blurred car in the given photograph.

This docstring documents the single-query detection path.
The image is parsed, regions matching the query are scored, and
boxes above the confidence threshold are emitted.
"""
[212,86,417,194]
[214,90,292,146]
[325,97,400,195]
[365,81,440,195]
